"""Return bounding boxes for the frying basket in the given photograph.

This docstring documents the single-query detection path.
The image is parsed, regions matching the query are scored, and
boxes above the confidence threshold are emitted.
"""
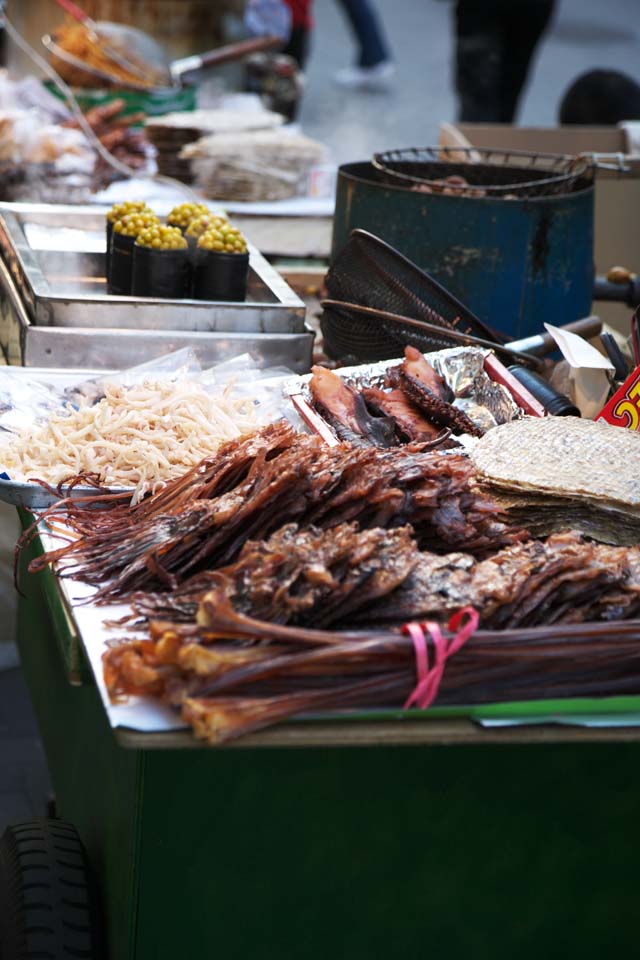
[320,300,541,369]
[322,229,506,363]
[371,146,595,198]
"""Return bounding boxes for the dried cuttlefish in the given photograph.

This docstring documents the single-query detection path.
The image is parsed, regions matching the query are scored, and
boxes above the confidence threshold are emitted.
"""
[307,350,484,445]
[361,386,452,446]
[397,346,484,437]
[309,365,396,447]
[30,421,522,602]
[102,525,640,744]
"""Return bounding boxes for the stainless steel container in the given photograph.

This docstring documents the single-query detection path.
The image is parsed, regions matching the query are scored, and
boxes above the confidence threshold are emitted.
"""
[0,203,313,371]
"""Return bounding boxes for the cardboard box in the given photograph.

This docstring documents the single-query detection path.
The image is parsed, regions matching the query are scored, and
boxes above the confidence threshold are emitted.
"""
[439,123,640,335]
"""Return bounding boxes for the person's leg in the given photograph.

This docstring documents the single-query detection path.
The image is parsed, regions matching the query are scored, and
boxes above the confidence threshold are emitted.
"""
[282,24,310,69]
[454,0,504,122]
[335,0,391,67]
[500,0,554,122]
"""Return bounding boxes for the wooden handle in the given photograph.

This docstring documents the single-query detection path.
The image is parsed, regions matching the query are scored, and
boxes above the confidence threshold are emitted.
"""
[53,0,91,25]
[509,316,602,357]
[173,35,283,77]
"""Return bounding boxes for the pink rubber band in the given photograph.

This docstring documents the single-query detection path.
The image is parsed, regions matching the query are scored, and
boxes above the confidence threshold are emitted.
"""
[402,606,479,710]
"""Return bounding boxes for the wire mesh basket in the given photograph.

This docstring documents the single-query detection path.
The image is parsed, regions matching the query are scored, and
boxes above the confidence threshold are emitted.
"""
[371,146,595,198]
[322,229,506,362]
[320,299,540,368]
[320,301,453,364]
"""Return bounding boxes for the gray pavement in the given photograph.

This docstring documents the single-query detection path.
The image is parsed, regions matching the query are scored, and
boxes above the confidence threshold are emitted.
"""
[0,666,51,827]
[300,0,640,164]
[2,0,640,837]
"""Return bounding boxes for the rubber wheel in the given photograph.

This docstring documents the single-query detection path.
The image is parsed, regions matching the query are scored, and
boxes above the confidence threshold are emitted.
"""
[0,818,99,959]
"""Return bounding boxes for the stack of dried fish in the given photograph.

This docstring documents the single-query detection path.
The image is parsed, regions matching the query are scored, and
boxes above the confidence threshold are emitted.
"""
[308,347,484,448]
[103,567,640,744]
[182,128,327,201]
[126,528,640,633]
[101,524,640,744]
[356,531,640,628]
[472,417,640,546]
[125,522,419,629]
[144,108,284,182]
[29,421,523,599]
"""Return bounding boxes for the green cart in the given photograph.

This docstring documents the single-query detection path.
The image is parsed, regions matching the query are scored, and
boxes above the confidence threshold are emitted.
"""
[3,519,640,959]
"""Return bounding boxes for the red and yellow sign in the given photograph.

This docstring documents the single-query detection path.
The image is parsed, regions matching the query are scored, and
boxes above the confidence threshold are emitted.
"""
[598,365,640,431]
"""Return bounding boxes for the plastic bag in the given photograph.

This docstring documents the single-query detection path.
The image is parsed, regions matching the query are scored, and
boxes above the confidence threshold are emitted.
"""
[199,353,300,427]
[61,347,202,406]
[0,370,67,435]
[244,0,292,41]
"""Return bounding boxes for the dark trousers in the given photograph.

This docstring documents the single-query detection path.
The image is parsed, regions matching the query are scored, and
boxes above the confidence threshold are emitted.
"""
[336,0,391,67]
[282,25,310,69]
[455,0,555,123]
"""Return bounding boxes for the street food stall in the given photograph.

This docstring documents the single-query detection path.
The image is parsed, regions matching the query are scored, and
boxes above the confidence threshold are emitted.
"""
[1,5,640,960]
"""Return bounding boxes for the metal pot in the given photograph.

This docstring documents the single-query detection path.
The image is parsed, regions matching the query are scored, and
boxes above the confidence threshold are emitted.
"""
[332,160,595,341]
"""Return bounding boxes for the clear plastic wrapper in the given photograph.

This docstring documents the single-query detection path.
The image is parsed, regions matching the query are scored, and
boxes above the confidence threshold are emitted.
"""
[0,349,303,507]
[199,353,300,428]
[0,369,70,435]
[61,347,202,407]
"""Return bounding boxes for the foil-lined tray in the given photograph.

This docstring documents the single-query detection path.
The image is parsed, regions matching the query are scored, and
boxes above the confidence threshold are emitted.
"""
[283,347,544,444]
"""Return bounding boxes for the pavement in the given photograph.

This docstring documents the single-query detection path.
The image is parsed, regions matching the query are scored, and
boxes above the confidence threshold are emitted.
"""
[1,0,640,836]
[300,0,640,164]
[0,666,52,827]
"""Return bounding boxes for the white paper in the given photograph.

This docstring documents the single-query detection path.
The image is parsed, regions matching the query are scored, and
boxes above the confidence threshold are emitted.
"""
[544,323,613,370]
[544,322,613,418]
[39,527,185,733]
[479,714,640,729]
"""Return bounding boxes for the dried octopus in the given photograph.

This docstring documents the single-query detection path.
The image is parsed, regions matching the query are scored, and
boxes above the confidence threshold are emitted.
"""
[308,346,483,448]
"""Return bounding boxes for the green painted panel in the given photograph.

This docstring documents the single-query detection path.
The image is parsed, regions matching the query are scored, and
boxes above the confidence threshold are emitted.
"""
[135,743,640,960]
[15,518,640,959]
[16,539,142,960]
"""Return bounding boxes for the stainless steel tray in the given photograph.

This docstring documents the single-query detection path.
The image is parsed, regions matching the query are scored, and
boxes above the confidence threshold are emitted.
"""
[0,365,297,509]
[0,366,123,509]
[0,202,306,333]
[0,476,131,510]
[0,203,314,372]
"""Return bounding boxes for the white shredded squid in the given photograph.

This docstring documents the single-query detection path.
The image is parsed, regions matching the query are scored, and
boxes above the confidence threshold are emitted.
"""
[1,378,262,504]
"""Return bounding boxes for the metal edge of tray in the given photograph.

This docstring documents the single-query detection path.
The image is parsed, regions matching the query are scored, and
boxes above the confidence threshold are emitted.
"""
[22,324,315,373]
[0,211,40,320]
[0,203,307,333]
[114,717,640,750]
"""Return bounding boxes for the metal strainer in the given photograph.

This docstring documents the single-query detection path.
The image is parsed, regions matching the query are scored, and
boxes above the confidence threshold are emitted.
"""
[371,146,595,198]
[321,229,513,364]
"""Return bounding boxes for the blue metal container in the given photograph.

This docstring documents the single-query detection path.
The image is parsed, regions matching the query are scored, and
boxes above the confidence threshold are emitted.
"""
[332,162,594,340]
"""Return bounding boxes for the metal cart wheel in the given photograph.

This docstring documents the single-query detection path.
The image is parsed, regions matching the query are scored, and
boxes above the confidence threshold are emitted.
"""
[0,818,100,959]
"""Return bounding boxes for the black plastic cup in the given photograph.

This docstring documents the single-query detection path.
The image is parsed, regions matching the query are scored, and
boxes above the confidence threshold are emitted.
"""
[507,365,581,417]
[108,232,135,296]
[131,244,191,299]
[105,220,113,283]
[192,248,249,302]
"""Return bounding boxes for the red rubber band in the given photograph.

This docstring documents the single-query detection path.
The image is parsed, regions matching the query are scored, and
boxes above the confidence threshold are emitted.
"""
[402,606,479,710]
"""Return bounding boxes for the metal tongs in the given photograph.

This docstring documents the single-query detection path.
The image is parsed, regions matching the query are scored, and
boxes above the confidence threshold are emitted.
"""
[52,0,151,84]
[577,151,631,175]
[44,0,282,93]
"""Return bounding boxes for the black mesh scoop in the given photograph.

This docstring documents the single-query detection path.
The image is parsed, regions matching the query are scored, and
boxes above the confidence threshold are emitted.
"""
[322,229,508,364]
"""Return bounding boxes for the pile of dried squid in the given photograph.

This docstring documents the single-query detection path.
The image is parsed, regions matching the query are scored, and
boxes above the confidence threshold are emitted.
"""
[24,419,640,744]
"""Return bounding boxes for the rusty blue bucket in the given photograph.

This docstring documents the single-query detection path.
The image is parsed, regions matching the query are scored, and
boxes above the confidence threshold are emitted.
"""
[332,161,594,341]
